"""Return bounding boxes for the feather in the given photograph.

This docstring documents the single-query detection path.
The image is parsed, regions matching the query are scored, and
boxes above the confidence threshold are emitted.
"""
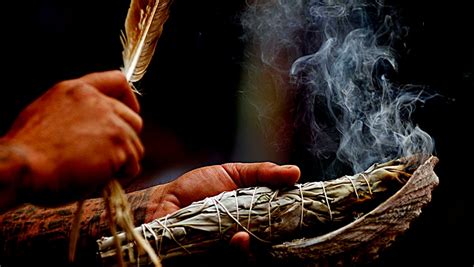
[104,3,174,265]
[70,2,172,266]
[121,0,172,83]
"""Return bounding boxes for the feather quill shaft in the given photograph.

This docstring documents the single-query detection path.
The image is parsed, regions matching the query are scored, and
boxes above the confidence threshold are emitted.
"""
[70,1,172,266]
[105,1,173,266]
[122,0,172,83]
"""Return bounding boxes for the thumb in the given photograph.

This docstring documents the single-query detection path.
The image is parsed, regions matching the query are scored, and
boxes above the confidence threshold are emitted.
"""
[80,70,140,113]
[229,231,251,255]
[221,162,301,188]
[229,232,257,266]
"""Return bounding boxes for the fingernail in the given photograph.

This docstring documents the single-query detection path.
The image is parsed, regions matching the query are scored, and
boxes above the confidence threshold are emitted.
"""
[281,165,296,169]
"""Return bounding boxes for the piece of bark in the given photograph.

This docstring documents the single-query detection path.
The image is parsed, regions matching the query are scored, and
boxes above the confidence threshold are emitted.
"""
[269,156,439,266]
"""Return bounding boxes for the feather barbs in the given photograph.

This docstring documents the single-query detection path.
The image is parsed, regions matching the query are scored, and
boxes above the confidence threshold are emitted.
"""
[121,0,172,84]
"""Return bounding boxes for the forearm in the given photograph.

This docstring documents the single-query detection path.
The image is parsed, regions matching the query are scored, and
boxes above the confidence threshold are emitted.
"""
[0,184,164,265]
[0,139,29,212]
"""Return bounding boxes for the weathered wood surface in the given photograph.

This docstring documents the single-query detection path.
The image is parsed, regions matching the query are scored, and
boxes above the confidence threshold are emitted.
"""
[269,156,439,266]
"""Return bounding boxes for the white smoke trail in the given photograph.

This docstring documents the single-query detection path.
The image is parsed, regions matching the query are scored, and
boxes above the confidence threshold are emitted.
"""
[241,0,434,174]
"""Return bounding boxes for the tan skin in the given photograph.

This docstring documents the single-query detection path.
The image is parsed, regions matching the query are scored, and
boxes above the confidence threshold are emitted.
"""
[154,162,300,252]
[0,70,144,209]
[0,162,300,265]
[0,71,300,261]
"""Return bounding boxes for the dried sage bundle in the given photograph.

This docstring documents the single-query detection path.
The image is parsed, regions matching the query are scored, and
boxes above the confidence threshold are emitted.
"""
[97,157,418,265]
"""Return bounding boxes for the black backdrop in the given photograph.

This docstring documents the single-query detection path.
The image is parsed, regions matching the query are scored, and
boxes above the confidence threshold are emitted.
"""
[0,0,471,266]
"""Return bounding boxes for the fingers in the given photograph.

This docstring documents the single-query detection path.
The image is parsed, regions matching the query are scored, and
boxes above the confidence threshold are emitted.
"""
[80,71,145,180]
[222,162,301,188]
[229,232,250,255]
[113,117,145,180]
[229,232,256,265]
[111,100,144,180]
[80,70,140,113]
[116,140,143,180]
[110,98,143,134]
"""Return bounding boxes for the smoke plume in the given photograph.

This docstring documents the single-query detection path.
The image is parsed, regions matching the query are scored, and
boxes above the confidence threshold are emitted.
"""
[241,0,434,175]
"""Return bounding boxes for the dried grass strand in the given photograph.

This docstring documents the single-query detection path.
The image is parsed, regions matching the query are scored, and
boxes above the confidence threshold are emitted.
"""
[233,191,239,232]
[143,223,159,255]
[214,198,270,243]
[360,173,373,195]
[346,176,360,199]
[103,187,125,267]
[247,187,258,230]
[68,199,85,263]
[97,157,419,264]
[298,184,305,230]
[211,198,223,237]
[320,182,333,221]
[106,180,162,267]
[268,190,278,238]
[154,215,191,255]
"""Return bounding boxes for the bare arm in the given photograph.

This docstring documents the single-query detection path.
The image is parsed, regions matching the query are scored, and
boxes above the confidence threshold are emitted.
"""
[0,163,299,266]
[0,185,161,266]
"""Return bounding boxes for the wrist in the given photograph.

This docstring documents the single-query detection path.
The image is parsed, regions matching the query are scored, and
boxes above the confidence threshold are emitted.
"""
[125,184,168,224]
[0,138,31,211]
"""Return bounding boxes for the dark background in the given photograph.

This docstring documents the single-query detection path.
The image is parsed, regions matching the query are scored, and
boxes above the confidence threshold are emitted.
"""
[0,0,471,266]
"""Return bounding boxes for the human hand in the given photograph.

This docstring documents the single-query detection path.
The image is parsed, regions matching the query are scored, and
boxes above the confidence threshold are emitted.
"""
[2,70,144,206]
[147,162,300,255]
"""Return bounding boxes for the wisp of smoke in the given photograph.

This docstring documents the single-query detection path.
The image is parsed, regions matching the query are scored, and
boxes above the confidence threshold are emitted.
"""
[241,0,434,174]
